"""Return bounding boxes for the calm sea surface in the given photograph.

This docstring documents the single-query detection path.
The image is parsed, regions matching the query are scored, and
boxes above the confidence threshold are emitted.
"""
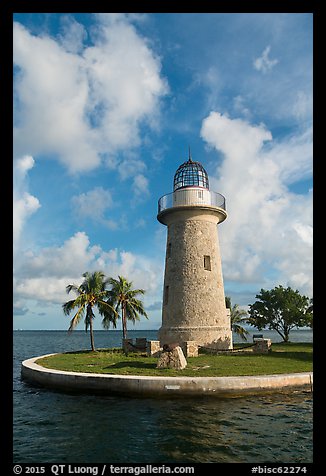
[13,329,313,463]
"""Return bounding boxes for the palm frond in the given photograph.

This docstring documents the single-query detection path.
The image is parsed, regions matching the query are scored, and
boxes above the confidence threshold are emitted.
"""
[68,306,85,332]
[97,299,118,314]
[104,276,148,334]
[62,299,81,316]
[232,324,249,341]
[225,297,250,341]
[126,299,148,321]
[225,296,232,309]
[100,300,120,329]
[102,315,118,330]
[62,300,74,316]
[65,284,80,295]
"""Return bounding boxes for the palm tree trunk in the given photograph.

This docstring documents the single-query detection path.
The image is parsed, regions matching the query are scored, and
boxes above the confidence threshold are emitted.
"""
[122,301,127,340]
[89,309,95,351]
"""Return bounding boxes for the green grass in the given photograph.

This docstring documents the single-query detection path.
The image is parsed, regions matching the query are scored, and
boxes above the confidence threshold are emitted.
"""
[36,342,313,377]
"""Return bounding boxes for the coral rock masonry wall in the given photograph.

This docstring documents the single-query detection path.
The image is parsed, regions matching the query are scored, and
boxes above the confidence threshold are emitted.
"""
[158,207,232,350]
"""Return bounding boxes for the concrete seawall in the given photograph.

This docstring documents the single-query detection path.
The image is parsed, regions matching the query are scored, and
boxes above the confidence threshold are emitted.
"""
[21,354,313,398]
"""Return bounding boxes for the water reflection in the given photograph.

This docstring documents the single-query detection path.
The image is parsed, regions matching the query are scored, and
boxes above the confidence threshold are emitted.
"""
[146,393,312,463]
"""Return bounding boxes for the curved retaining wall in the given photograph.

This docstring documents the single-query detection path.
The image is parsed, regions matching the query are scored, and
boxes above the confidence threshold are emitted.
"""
[21,354,313,398]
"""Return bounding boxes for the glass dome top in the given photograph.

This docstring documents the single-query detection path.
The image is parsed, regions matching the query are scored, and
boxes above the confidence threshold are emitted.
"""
[173,156,209,191]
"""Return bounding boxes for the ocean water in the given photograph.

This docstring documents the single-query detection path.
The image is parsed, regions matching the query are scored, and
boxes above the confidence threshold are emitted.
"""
[13,329,313,463]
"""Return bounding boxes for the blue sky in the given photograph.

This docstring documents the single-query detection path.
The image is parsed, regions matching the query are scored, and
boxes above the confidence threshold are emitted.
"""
[13,13,313,330]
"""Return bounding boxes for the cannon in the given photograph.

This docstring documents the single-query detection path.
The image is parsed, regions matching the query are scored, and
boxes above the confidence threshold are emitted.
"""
[162,342,180,352]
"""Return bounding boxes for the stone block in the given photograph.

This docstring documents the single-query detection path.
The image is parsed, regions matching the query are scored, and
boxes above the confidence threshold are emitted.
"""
[147,340,162,357]
[157,346,187,370]
[253,339,272,353]
[183,341,198,357]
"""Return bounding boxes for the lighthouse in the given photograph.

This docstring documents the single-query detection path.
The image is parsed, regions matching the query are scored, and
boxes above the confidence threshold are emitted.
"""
[157,153,232,350]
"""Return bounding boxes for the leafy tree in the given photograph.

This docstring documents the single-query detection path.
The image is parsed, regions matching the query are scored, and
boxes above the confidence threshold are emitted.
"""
[307,298,313,328]
[247,285,313,342]
[102,275,148,340]
[62,271,118,351]
[225,296,249,341]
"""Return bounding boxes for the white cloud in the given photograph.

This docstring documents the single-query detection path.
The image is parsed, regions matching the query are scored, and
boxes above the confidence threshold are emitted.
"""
[133,174,150,198]
[117,158,146,181]
[71,187,117,229]
[292,223,313,246]
[93,13,148,26]
[84,14,168,153]
[13,22,98,172]
[253,45,279,73]
[190,66,220,109]
[201,112,272,163]
[292,91,312,121]
[13,155,41,245]
[232,95,251,119]
[17,232,98,280]
[58,15,87,53]
[201,111,312,296]
[13,15,168,174]
[14,231,163,307]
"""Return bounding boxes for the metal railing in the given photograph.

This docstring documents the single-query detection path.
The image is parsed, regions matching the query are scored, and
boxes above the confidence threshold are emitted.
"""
[158,189,226,214]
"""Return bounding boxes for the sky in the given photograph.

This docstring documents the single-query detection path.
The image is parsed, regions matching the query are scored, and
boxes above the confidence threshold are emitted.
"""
[13,12,313,331]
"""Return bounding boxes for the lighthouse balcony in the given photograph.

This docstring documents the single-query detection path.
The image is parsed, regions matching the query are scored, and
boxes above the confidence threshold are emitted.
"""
[158,188,226,214]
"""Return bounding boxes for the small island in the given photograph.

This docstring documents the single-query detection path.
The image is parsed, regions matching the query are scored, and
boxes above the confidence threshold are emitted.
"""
[36,342,312,378]
[22,341,312,397]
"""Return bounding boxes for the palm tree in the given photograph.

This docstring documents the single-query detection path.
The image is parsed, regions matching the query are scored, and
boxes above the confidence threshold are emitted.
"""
[102,275,148,340]
[225,296,249,341]
[62,271,118,351]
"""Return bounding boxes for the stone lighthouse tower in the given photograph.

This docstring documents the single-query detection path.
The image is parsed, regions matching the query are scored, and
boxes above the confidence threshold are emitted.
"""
[157,153,232,350]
